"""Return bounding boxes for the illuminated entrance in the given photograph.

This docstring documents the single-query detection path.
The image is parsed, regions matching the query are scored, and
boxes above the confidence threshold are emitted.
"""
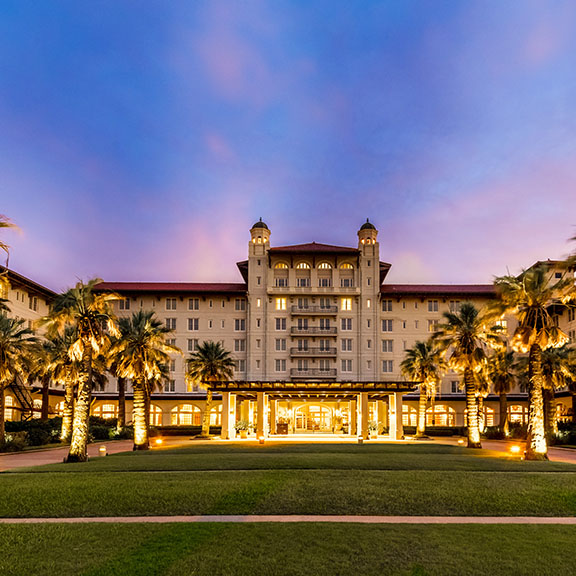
[211,380,417,440]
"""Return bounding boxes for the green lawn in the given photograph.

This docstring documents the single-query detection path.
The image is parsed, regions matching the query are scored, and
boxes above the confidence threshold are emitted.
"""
[2,442,576,575]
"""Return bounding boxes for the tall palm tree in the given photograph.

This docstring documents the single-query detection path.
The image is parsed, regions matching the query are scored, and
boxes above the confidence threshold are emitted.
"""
[108,310,180,450]
[493,265,576,460]
[186,341,235,438]
[0,313,38,443]
[400,340,445,437]
[42,279,119,462]
[486,349,516,436]
[0,214,16,270]
[434,302,503,448]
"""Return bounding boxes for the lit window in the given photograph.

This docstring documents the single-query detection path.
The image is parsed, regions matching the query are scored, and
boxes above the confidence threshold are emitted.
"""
[276,298,287,311]
[275,262,289,269]
[428,319,439,333]
[340,263,354,269]
[367,299,371,309]
[318,262,332,269]
[257,298,261,308]
[171,404,201,426]
[341,298,352,311]
[296,262,310,269]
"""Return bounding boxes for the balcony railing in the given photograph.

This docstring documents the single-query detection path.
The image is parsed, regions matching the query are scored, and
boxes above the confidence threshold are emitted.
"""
[268,286,360,295]
[290,305,338,315]
[290,326,338,335]
[290,347,338,357]
[290,368,337,378]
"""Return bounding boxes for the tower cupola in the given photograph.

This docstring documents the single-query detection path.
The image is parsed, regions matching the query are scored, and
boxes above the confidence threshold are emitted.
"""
[357,218,378,245]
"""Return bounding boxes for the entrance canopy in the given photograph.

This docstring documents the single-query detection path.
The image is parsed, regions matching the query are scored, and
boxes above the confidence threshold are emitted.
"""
[211,380,418,394]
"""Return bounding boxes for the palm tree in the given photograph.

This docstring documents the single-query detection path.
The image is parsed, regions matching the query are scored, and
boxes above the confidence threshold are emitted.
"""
[108,310,180,450]
[493,265,576,460]
[0,214,16,270]
[486,349,516,436]
[0,313,38,443]
[186,341,235,438]
[434,302,503,448]
[42,279,119,462]
[400,340,445,437]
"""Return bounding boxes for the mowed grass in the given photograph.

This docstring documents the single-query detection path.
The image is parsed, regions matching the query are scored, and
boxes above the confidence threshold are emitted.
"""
[1,442,576,518]
[1,523,576,576]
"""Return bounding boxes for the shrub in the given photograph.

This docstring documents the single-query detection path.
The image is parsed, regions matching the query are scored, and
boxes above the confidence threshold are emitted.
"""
[508,422,527,440]
[111,426,134,440]
[483,426,506,440]
[0,432,29,452]
[90,425,112,441]
[5,418,62,446]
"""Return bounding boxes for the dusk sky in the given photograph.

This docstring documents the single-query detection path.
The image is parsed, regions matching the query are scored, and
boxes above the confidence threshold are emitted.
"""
[1,1,576,293]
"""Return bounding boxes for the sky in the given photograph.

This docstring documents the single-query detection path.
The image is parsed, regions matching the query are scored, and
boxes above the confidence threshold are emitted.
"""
[1,0,576,293]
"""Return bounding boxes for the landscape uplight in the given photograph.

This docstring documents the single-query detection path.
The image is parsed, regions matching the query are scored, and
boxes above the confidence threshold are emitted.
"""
[154,438,164,446]
[510,445,521,455]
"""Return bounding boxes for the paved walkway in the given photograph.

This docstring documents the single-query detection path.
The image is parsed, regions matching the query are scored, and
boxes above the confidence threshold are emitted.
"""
[1,515,575,524]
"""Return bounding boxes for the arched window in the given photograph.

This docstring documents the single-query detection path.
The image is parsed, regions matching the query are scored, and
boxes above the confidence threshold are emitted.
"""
[171,404,202,426]
[508,404,528,425]
[55,401,65,416]
[340,263,354,269]
[150,404,163,426]
[93,404,118,420]
[318,262,332,270]
[296,262,311,269]
[402,405,417,427]
[274,262,289,269]
[5,395,14,421]
[426,405,455,426]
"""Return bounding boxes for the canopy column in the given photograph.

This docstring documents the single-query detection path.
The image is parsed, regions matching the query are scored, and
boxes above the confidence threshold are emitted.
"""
[389,392,404,440]
[221,392,236,440]
[360,392,369,439]
[350,399,357,435]
[256,392,268,438]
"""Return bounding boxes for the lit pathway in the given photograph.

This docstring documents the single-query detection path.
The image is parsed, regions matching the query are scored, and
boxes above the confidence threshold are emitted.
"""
[0,515,576,524]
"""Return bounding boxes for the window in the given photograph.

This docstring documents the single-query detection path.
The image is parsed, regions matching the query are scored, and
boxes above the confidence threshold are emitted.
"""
[297,298,309,309]
[93,403,118,419]
[256,298,261,308]
[256,359,261,368]
[367,319,371,328]
[568,309,575,322]
[340,263,353,269]
[318,262,332,269]
[276,298,287,311]
[297,318,309,330]
[415,320,419,329]
[221,320,225,328]
[318,278,331,287]
[451,381,460,393]
[367,299,371,309]
[569,330,576,343]
[234,339,246,352]
[341,278,354,287]
[170,359,176,371]
[297,359,309,372]
[319,318,331,331]
[187,339,199,352]
[341,359,352,372]
[319,359,331,372]
[296,262,311,269]
[367,339,372,349]
[222,300,225,308]
[496,318,508,329]
[367,278,371,286]
[235,319,246,331]
[256,339,261,348]
[165,380,176,393]
[428,300,439,312]
[189,298,199,310]
[188,318,199,331]
[297,278,310,287]
[555,272,562,278]
[382,319,393,332]
[256,318,261,328]
[382,360,394,373]
[341,338,352,351]
[297,339,309,351]
[275,338,286,351]
[319,339,330,351]
[341,318,352,331]
[276,278,288,287]
[382,339,393,353]
[237,359,246,372]
[166,318,177,330]
[257,276,261,285]
[171,404,201,426]
[275,318,286,331]
[235,298,246,311]
[208,320,213,329]
[449,300,461,313]
[275,359,287,372]
[275,262,289,269]
[319,298,332,310]
[428,319,439,333]
[166,298,177,310]
[119,298,130,311]
[382,300,392,312]
[341,298,352,311]
[166,338,176,347]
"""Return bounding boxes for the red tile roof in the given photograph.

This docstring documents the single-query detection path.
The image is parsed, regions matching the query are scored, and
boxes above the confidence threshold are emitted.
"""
[269,242,359,254]
[95,282,247,294]
[381,284,495,296]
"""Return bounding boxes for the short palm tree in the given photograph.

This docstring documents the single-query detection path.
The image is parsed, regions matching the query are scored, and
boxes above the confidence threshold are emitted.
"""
[493,265,576,460]
[400,340,445,437]
[486,349,516,436]
[0,313,38,443]
[186,341,235,438]
[434,302,503,448]
[42,279,119,462]
[108,310,180,450]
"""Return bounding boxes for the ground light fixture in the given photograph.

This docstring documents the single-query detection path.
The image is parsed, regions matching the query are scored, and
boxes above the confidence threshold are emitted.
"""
[98,446,107,457]
[258,436,265,445]
[154,438,163,446]
[457,439,465,445]
[510,445,522,455]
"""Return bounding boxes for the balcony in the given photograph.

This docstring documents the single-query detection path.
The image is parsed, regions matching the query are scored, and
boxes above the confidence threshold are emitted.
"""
[290,305,338,315]
[268,286,360,295]
[290,347,338,357]
[290,326,337,336]
[290,368,337,379]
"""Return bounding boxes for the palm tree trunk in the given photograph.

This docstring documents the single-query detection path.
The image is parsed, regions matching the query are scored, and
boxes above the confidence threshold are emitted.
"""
[132,382,149,450]
[41,375,50,420]
[572,393,576,424]
[0,386,5,444]
[67,347,92,463]
[543,387,557,440]
[526,344,548,461]
[415,388,427,437]
[60,379,74,442]
[200,387,212,437]
[477,396,485,433]
[144,384,151,436]
[116,377,126,433]
[499,392,509,436]
[464,368,482,448]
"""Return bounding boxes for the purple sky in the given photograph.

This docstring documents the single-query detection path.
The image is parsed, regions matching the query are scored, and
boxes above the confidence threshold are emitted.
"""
[1,1,576,293]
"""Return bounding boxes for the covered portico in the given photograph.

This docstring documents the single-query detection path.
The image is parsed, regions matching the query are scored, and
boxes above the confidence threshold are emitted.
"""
[213,381,418,441]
